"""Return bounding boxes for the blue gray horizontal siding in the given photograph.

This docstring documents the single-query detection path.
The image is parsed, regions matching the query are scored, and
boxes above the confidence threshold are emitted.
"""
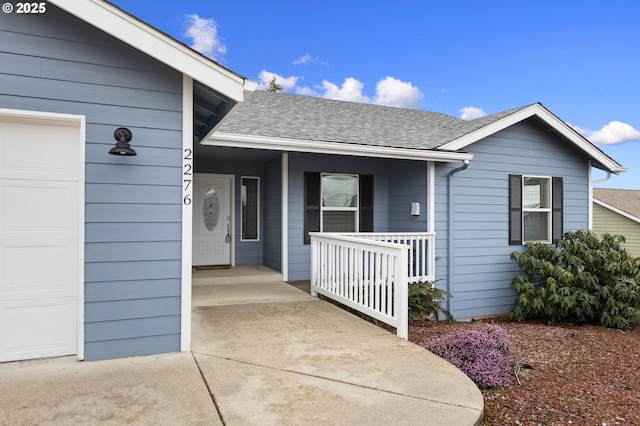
[264,157,283,271]
[0,5,184,360]
[435,119,590,319]
[286,153,428,281]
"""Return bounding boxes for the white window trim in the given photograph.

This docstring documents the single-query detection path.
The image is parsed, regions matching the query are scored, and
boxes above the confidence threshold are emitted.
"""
[240,176,260,242]
[522,175,552,243]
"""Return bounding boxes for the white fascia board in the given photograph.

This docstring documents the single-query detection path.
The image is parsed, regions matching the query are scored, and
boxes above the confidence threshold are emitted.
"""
[438,104,626,174]
[207,132,474,163]
[593,198,640,225]
[50,0,252,102]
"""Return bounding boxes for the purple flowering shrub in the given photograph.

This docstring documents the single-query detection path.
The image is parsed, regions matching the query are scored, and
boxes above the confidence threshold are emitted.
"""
[424,324,515,388]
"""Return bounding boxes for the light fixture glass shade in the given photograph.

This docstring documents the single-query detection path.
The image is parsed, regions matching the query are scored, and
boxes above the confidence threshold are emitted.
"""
[109,127,137,156]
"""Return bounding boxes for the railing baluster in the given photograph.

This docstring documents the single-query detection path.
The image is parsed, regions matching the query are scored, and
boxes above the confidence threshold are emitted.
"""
[309,232,433,340]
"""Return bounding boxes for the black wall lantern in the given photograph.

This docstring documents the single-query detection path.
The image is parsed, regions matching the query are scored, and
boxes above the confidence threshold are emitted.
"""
[109,127,137,156]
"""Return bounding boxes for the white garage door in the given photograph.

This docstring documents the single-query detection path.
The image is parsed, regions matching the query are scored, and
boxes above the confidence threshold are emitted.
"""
[0,110,84,362]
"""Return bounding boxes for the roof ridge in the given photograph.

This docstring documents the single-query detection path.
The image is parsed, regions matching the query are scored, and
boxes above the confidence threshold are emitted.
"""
[252,90,464,123]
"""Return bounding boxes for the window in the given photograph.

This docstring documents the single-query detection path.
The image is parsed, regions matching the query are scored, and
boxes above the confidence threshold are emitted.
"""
[509,174,563,245]
[321,174,358,232]
[523,177,551,242]
[241,177,259,241]
[304,172,373,244]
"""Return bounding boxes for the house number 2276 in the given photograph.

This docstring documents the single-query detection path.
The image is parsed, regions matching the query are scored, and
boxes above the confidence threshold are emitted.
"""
[183,148,192,205]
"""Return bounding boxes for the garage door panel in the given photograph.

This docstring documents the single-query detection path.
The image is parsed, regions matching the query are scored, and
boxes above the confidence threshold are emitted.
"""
[1,241,78,300]
[0,180,78,240]
[0,111,82,363]
[0,121,80,181]
[0,297,77,362]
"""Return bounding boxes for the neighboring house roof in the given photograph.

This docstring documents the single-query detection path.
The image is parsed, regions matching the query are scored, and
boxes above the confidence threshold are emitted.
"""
[210,91,625,173]
[593,188,640,224]
[49,0,257,103]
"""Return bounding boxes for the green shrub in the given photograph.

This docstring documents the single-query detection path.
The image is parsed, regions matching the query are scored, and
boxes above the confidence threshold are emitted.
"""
[408,281,453,323]
[510,230,640,330]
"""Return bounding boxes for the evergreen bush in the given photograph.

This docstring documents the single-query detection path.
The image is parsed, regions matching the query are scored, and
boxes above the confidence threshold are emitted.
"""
[407,281,453,323]
[510,230,640,330]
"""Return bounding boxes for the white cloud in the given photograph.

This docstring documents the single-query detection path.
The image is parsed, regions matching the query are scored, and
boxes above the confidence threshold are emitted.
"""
[580,121,640,145]
[293,54,316,65]
[568,123,590,138]
[295,86,319,96]
[321,78,371,103]
[258,72,424,109]
[184,14,226,61]
[257,71,300,92]
[460,106,487,120]
[373,76,423,109]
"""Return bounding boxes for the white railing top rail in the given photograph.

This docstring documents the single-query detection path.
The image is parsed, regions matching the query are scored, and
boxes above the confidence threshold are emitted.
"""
[309,232,416,249]
[337,232,436,237]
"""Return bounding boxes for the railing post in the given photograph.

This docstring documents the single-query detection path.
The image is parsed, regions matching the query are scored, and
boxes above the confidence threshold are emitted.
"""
[395,247,409,340]
[310,234,318,297]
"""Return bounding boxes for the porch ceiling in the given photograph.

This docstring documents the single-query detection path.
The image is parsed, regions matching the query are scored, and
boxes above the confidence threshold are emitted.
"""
[194,144,282,163]
[193,81,238,143]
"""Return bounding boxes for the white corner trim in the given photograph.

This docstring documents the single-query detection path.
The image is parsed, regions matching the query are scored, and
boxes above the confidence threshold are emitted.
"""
[281,153,289,281]
[207,132,474,163]
[438,104,626,174]
[77,116,86,361]
[49,0,252,102]
[588,162,593,230]
[427,161,435,233]
[180,76,193,352]
[593,198,640,225]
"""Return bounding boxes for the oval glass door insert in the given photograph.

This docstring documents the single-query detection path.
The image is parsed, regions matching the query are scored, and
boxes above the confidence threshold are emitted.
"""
[203,188,219,231]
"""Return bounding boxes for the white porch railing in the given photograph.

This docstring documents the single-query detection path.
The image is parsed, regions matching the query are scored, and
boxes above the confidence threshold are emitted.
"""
[343,233,436,284]
[309,232,436,339]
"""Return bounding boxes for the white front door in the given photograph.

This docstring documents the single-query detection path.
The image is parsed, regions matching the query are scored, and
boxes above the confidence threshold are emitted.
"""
[0,111,83,362]
[192,174,232,266]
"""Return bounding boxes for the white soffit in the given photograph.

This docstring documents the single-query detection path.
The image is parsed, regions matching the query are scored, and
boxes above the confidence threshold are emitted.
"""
[438,104,626,174]
[49,0,254,102]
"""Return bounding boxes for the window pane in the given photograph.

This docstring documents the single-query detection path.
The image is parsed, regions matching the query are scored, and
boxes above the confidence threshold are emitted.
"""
[323,211,356,232]
[241,177,259,240]
[202,188,219,231]
[523,177,550,208]
[322,175,358,207]
[524,211,549,242]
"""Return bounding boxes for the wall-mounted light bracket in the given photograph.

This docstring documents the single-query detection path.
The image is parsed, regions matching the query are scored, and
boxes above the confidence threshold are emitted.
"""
[411,202,420,217]
[109,127,137,156]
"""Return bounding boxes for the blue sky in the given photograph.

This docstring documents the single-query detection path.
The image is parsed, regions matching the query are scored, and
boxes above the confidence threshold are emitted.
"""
[111,0,640,189]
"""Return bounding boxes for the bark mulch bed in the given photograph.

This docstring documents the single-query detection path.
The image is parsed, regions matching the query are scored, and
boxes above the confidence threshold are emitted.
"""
[403,317,640,426]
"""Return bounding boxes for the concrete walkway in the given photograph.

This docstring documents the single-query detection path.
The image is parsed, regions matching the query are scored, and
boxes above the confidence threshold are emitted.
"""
[0,266,484,425]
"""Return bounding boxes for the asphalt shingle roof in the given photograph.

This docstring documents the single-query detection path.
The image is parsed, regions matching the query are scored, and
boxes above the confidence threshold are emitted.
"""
[593,188,640,219]
[214,90,534,150]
